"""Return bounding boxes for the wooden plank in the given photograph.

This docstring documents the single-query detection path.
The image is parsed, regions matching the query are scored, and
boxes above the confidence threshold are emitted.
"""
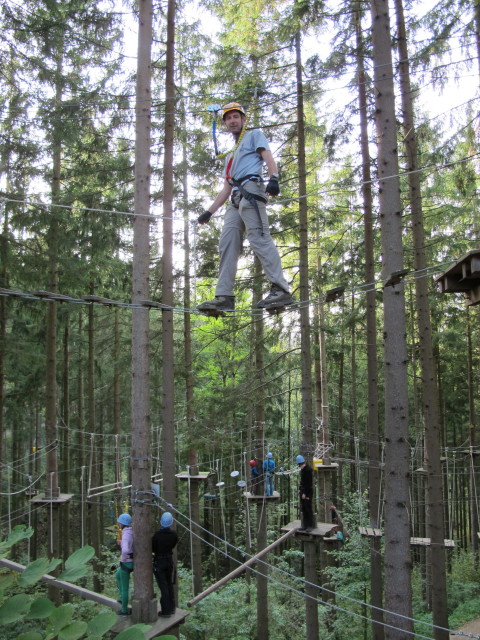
[282,519,336,537]
[244,491,280,500]
[30,493,74,504]
[314,463,339,470]
[175,471,210,481]
[359,527,383,538]
[111,608,188,637]
[466,285,480,306]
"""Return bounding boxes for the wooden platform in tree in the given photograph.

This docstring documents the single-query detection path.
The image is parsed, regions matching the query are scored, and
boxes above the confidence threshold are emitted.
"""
[243,491,280,500]
[281,519,337,538]
[313,463,339,470]
[359,526,383,538]
[435,249,480,306]
[111,608,188,638]
[175,471,210,481]
[30,493,74,504]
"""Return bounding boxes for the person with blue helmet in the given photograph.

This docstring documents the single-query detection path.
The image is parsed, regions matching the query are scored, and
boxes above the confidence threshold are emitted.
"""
[297,455,315,531]
[263,452,276,496]
[152,511,178,617]
[115,513,133,615]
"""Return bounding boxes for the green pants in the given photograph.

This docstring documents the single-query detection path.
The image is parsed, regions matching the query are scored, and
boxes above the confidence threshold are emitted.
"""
[115,562,133,613]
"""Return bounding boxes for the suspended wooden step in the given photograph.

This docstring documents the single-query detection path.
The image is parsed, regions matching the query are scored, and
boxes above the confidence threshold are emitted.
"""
[244,490,280,501]
[359,526,383,538]
[281,519,338,539]
[359,528,454,547]
[30,493,73,505]
[410,537,455,548]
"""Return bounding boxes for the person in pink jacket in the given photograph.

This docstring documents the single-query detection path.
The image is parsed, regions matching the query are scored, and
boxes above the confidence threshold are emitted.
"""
[115,513,133,615]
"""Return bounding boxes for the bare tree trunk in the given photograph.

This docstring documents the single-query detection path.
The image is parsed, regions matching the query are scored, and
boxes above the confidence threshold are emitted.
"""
[254,421,268,640]
[45,64,63,604]
[295,32,313,456]
[113,307,121,437]
[61,321,71,572]
[0,199,9,518]
[87,294,101,592]
[369,0,413,636]
[394,0,449,634]
[131,0,155,623]
[180,95,202,596]
[354,5,384,637]
[161,0,177,511]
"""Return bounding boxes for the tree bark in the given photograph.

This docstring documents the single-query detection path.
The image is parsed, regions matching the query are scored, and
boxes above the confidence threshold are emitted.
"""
[394,0,449,634]
[354,5,384,637]
[131,0,155,623]
[370,0,413,636]
[295,32,314,455]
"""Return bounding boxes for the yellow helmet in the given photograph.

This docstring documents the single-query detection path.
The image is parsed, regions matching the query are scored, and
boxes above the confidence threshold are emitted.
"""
[222,102,246,120]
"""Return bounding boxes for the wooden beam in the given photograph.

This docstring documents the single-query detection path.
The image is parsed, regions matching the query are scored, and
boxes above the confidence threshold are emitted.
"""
[187,526,298,607]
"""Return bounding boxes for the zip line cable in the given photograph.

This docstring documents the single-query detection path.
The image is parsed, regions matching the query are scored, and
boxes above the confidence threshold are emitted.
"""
[0,259,458,318]
[2,147,478,224]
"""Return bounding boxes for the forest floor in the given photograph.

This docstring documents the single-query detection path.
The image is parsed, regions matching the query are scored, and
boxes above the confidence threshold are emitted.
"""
[451,618,480,638]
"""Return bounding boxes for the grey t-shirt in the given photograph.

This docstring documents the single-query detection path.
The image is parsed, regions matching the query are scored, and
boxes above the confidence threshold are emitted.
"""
[223,129,271,181]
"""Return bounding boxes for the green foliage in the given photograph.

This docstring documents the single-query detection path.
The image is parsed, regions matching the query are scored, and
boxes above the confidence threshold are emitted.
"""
[20,559,63,587]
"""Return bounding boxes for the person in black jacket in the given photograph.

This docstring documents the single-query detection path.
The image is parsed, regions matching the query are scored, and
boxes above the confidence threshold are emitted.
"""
[152,512,178,616]
[296,455,315,531]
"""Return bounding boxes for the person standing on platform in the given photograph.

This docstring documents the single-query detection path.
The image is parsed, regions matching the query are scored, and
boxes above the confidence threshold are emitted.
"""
[249,459,259,495]
[263,452,276,496]
[296,455,315,531]
[115,513,134,616]
[152,512,178,617]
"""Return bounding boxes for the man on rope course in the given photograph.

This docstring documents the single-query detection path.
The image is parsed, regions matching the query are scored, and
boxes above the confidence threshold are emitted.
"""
[197,101,294,316]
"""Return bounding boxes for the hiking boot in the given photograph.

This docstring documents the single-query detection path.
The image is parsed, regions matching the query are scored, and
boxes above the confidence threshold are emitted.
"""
[198,296,235,312]
[257,286,294,309]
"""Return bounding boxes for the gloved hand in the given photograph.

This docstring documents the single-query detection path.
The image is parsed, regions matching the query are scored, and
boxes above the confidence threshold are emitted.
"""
[197,210,213,224]
[265,175,280,196]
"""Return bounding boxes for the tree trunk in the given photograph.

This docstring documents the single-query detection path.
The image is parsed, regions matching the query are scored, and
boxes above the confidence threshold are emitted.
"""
[161,0,177,510]
[354,5,384,637]
[394,0,449,634]
[131,0,155,623]
[87,295,101,592]
[295,32,313,455]
[370,0,413,636]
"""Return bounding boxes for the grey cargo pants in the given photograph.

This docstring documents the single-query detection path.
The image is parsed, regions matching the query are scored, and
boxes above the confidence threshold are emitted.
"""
[215,181,290,297]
